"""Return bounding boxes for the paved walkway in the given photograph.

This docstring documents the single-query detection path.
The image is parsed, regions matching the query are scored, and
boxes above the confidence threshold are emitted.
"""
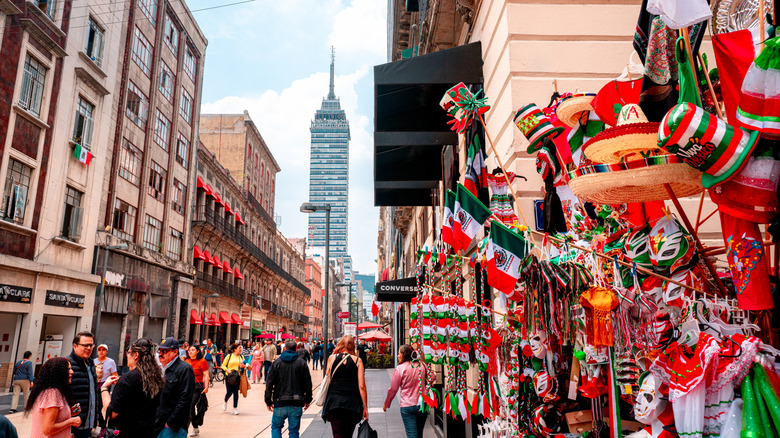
[2,365,434,438]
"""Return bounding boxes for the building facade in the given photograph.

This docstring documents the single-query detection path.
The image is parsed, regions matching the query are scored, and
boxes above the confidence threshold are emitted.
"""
[304,257,323,339]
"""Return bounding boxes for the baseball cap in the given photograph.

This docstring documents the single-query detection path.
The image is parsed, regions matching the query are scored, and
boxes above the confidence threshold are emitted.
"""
[158,337,179,350]
[97,344,108,351]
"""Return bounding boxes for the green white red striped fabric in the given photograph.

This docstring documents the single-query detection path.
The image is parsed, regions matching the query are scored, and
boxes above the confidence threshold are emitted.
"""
[486,221,527,294]
[452,184,492,251]
[737,36,780,137]
[514,103,563,153]
[658,103,757,188]
[441,190,456,248]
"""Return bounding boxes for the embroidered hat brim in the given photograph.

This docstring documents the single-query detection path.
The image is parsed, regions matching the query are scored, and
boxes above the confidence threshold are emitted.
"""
[582,122,661,163]
[700,129,759,188]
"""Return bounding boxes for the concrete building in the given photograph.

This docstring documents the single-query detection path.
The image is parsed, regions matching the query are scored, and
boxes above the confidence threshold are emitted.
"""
[309,252,344,341]
[304,257,323,339]
[354,272,376,322]
[93,0,207,359]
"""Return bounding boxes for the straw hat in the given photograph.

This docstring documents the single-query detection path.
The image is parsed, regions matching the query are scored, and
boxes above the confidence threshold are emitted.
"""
[582,104,661,164]
[567,155,703,204]
[555,93,596,127]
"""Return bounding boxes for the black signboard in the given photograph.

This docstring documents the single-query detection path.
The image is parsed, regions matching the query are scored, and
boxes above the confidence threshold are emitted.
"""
[45,290,85,308]
[0,284,32,303]
[375,277,417,302]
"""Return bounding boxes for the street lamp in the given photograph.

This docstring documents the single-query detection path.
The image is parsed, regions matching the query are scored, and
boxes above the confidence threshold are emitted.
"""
[200,293,219,342]
[300,202,331,377]
[94,243,129,338]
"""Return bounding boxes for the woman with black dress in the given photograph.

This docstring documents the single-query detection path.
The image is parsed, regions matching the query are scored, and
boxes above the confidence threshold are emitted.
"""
[322,335,368,438]
[100,338,163,436]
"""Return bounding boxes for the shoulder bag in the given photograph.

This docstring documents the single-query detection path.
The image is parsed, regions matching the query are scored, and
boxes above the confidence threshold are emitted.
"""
[314,354,350,407]
[225,354,240,386]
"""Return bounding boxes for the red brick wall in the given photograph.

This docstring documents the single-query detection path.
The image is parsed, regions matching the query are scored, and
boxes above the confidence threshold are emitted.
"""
[0,15,24,158]
[11,116,41,159]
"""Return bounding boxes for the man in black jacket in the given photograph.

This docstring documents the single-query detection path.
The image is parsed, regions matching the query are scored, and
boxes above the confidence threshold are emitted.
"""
[155,337,195,438]
[68,331,99,438]
[265,340,312,438]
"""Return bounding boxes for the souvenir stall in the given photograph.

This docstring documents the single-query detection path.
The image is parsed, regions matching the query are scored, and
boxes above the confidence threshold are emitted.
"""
[407,1,780,437]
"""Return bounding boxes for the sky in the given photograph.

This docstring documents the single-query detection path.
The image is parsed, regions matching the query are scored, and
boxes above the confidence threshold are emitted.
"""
[188,0,387,276]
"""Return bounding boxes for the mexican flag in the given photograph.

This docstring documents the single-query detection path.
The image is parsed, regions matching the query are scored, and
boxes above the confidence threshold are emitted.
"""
[486,221,527,294]
[441,189,456,248]
[452,183,492,251]
[463,132,487,198]
[73,143,93,165]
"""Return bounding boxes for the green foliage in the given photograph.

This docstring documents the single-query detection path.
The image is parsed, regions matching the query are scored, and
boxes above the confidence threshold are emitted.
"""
[366,351,393,368]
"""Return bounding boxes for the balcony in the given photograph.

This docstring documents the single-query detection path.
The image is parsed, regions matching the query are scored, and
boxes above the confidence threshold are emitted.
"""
[195,272,244,302]
[261,298,272,312]
[193,204,310,296]
[246,191,276,229]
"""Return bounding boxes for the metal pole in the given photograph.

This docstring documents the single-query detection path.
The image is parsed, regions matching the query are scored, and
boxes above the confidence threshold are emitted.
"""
[94,247,110,337]
[249,293,254,343]
[323,206,330,377]
[200,296,207,343]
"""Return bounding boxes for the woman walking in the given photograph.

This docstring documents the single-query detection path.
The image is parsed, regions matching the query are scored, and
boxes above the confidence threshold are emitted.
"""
[221,343,246,415]
[297,342,310,363]
[186,345,210,436]
[25,357,80,438]
[383,345,434,438]
[322,335,368,438]
[99,338,163,436]
[250,343,264,384]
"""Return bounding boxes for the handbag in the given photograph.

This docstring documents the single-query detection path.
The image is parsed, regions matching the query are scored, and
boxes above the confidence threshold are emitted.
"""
[239,369,250,397]
[357,420,378,438]
[314,354,350,407]
[226,354,240,386]
[97,407,119,437]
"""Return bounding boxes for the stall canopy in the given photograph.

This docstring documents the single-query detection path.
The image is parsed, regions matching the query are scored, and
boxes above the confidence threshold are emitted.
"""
[358,322,382,330]
[219,311,231,324]
[189,309,203,325]
[230,313,243,325]
[280,333,295,340]
[373,42,483,206]
[359,330,392,343]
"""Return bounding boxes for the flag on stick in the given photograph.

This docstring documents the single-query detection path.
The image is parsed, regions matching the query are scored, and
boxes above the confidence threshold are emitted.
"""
[486,221,527,294]
[452,183,492,251]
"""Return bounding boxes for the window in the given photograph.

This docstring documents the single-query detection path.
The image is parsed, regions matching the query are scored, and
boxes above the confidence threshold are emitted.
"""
[85,18,105,67]
[125,81,148,129]
[72,96,94,150]
[143,215,162,252]
[138,0,157,25]
[131,28,152,76]
[1,159,32,224]
[167,228,183,259]
[37,0,56,19]
[171,178,185,214]
[163,14,179,55]
[18,55,47,117]
[118,139,141,185]
[148,160,166,200]
[153,110,170,150]
[61,186,83,241]
[175,132,189,168]
[112,199,136,240]
[183,46,197,81]
[158,61,174,101]
[179,89,192,124]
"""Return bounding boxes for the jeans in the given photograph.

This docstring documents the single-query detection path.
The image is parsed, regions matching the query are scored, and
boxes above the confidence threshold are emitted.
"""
[400,406,426,438]
[206,361,215,384]
[271,406,303,438]
[224,380,240,408]
[157,426,188,438]
[312,353,320,369]
[263,361,272,382]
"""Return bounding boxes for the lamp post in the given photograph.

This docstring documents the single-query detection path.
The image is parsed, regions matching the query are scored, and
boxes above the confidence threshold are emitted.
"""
[200,293,219,342]
[300,202,331,377]
[335,282,356,325]
[94,243,129,338]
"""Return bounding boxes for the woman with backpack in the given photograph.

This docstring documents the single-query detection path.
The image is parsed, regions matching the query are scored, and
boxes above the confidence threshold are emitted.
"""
[221,343,246,415]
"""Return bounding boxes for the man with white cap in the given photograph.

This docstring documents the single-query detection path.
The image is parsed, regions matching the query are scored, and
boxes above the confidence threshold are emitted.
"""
[95,344,118,386]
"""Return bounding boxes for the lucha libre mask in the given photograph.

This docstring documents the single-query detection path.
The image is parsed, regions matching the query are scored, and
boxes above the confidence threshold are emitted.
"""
[635,372,666,424]
[533,371,558,402]
[529,330,548,359]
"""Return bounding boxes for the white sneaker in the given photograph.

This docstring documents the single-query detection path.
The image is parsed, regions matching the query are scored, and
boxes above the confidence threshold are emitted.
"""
[190,428,199,437]
[232,408,239,415]
[222,402,227,412]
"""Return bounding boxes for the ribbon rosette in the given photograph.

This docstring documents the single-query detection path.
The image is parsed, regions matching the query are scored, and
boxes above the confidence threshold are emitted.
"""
[439,82,491,133]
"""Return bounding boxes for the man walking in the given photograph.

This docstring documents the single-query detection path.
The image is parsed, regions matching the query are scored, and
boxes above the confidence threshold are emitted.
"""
[265,341,312,438]
[9,351,34,413]
[156,337,195,438]
[68,332,99,438]
[203,339,216,385]
[357,339,369,367]
[311,342,322,370]
[263,339,277,384]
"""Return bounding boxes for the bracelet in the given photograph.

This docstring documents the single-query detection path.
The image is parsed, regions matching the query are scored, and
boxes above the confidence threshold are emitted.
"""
[101,389,109,393]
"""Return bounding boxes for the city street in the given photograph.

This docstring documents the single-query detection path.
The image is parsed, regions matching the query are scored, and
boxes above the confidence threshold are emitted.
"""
[2,367,429,438]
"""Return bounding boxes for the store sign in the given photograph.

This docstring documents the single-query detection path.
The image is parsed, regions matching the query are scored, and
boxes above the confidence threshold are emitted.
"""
[375,277,417,302]
[344,322,356,337]
[336,311,349,319]
[0,284,32,303]
[45,290,85,308]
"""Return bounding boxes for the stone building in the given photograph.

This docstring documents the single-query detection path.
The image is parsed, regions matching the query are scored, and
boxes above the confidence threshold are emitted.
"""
[304,257,323,339]
[0,0,131,384]
[93,0,207,358]
[192,112,309,344]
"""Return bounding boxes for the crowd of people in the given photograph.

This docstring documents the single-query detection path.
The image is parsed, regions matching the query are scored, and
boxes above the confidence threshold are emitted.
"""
[4,333,427,438]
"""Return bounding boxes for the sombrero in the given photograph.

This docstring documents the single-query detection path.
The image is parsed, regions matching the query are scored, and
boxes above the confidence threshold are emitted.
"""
[582,104,660,164]
[568,155,703,204]
[556,92,596,127]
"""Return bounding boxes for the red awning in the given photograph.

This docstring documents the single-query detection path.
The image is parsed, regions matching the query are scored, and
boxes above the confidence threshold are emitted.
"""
[234,267,244,279]
[218,311,231,324]
[189,309,203,325]
[235,211,245,225]
[193,245,206,261]
[196,176,205,188]
[230,313,243,325]
[207,313,219,326]
[224,201,234,215]
[204,184,214,197]
[222,260,233,274]
[212,255,223,270]
[203,251,215,265]
[213,192,223,205]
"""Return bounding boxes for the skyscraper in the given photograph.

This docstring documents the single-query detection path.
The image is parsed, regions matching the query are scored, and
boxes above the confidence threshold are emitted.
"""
[308,49,350,265]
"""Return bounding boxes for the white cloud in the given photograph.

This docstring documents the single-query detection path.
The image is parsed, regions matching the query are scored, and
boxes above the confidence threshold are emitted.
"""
[327,0,386,58]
